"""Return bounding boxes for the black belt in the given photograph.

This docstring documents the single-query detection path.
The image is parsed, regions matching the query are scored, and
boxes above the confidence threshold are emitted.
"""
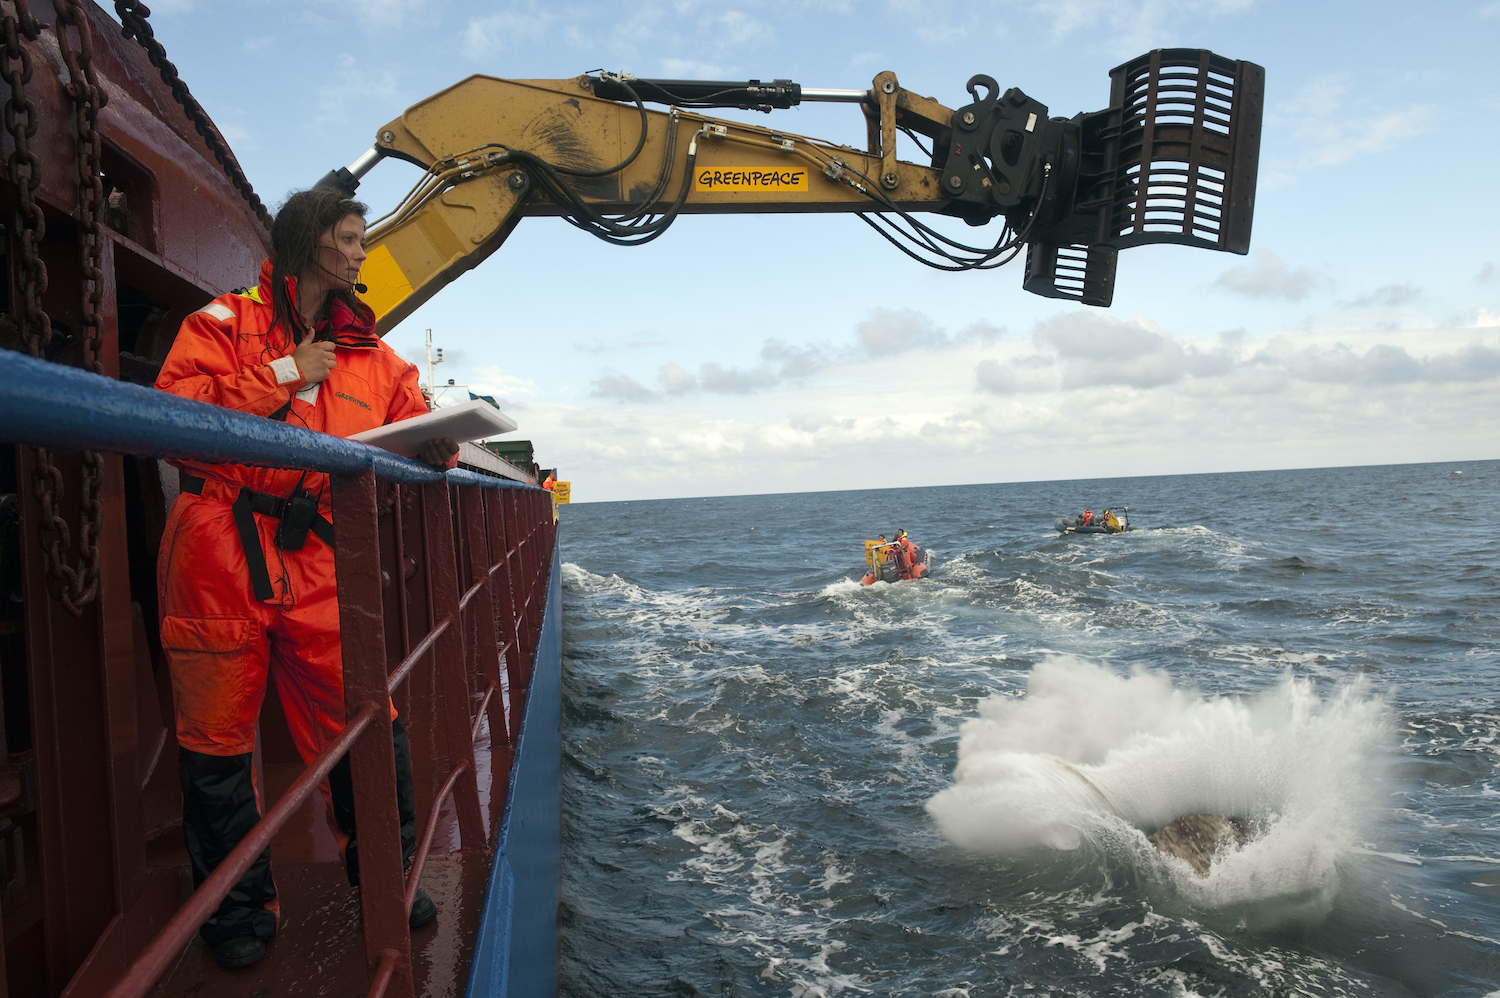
[180,474,335,601]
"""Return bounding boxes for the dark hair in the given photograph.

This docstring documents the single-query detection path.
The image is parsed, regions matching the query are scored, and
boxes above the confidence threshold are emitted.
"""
[269,187,368,346]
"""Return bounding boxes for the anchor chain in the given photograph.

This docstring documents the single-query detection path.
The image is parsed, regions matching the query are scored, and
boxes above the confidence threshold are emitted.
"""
[56,0,109,379]
[113,0,273,232]
[3,0,47,356]
[51,0,108,614]
[2,0,108,615]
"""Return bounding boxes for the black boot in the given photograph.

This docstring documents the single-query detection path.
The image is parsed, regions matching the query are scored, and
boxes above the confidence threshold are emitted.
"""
[409,889,437,929]
[330,719,434,925]
[210,935,266,969]
[180,749,278,961]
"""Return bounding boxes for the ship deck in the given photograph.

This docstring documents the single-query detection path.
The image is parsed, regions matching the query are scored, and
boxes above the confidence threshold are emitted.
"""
[147,759,491,998]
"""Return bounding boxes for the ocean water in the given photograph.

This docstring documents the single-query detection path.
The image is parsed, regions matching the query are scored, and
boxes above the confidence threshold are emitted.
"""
[555,461,1500,997]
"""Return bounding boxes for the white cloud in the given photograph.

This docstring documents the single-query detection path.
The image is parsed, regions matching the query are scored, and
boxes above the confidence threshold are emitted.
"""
[517,314,1500,501]
[472,367,544,399]
[853,308,1004,357]
[590,357,784,401]
[1262,74,1438,188]
[1346,283,1421,310]
[314,55,398,128]
[658,58,726,79]
[462,6,554,59]
[787,411,855,433]
[657,362,696,396]
[1478,263,1497,285]
[976,312,1500,398]
[574,337,670,354]
[217,122,257,152]
[457,2,780,66]
[1251,340,1422,386]
[975,356,1050,395]
[712,10,773,46]
[590,373,656,403]
[978,313,1196,394]
[1038,0,1254,41]
[889,0,1255,54]
[1035,312,1186,389]
[1213,250,1325,301]
[761,339,834,379]
[885,0,1255,51]
[1306,105,1434,168]
[856,307,947,356]
[588,308,1004,403]
[318,0,419,29]
[698,361,779,394]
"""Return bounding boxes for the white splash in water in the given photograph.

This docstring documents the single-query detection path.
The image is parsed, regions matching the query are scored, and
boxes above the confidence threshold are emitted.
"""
[927,658,1392,913]
[818,578,863,597]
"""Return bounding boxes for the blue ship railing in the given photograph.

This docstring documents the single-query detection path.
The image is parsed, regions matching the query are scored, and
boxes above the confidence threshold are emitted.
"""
[0,349,559,998]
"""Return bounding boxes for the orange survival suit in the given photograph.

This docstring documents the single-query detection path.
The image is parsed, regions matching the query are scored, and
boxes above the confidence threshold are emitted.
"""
[155,261,444,948]
[888,541,910,576]
[895,533,927,579]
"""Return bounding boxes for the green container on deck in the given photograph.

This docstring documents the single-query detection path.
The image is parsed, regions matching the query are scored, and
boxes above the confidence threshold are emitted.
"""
[485,439,534,469]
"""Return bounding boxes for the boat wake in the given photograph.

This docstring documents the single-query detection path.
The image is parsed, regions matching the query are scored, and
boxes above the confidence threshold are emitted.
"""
[926,658,1392,922]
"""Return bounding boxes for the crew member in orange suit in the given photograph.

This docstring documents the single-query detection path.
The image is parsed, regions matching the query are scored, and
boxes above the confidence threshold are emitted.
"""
[155,187,459,969]
[888,532,912,576]
[895,529,917,561]
[894,529,924,578]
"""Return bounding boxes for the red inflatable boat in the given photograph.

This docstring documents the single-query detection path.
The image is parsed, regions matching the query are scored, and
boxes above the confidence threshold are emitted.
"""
[860,535,929,585]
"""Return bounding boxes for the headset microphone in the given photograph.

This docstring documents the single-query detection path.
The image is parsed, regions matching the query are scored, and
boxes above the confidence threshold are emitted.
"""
[315,257,367,295]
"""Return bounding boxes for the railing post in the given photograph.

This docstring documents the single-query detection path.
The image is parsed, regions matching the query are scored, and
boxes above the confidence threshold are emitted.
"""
[459,486,513,834]
[419,480,485,851]
[523,493,545,670]
[502,490,535,720]
[522,491,542,683]
[488,489,522,744]
[333,468,413,998]
[474,491,508,744]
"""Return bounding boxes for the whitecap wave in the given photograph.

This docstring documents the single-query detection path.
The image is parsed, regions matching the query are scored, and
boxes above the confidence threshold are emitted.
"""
[818,578,863,597]
[927,657,1393,917]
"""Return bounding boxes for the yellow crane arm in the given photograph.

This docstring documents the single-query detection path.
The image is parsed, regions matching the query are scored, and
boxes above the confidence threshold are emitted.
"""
[354,73,955,333]
[333,52,1264,335]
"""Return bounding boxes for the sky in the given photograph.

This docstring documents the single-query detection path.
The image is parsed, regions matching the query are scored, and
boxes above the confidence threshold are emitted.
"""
[127,0,1500,501]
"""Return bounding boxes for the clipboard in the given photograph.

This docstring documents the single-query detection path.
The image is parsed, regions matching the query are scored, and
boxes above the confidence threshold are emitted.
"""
[347,400,518,457]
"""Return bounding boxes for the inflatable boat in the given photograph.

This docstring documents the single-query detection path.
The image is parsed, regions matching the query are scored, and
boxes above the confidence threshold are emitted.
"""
[1056,510,1133,535]
[860,538,929,585]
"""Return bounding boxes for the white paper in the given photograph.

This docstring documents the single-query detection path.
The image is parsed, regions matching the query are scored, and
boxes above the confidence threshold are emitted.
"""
[347,400,518,458]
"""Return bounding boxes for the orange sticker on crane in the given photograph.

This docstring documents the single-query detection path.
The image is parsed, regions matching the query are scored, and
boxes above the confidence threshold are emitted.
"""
[695,167,809,192]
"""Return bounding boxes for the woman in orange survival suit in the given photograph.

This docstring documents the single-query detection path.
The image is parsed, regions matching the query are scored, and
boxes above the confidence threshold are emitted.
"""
[154,187,458,968]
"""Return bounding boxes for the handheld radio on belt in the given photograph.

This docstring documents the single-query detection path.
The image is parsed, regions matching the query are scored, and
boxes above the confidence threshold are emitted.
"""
[275,472,320,551]
[179,473,335,601]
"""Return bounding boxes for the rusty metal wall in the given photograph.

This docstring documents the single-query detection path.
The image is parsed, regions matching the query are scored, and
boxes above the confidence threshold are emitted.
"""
[0,2,268,992]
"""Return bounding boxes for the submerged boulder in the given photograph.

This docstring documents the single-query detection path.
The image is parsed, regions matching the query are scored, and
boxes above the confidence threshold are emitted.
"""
[1149,814,1252,875]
